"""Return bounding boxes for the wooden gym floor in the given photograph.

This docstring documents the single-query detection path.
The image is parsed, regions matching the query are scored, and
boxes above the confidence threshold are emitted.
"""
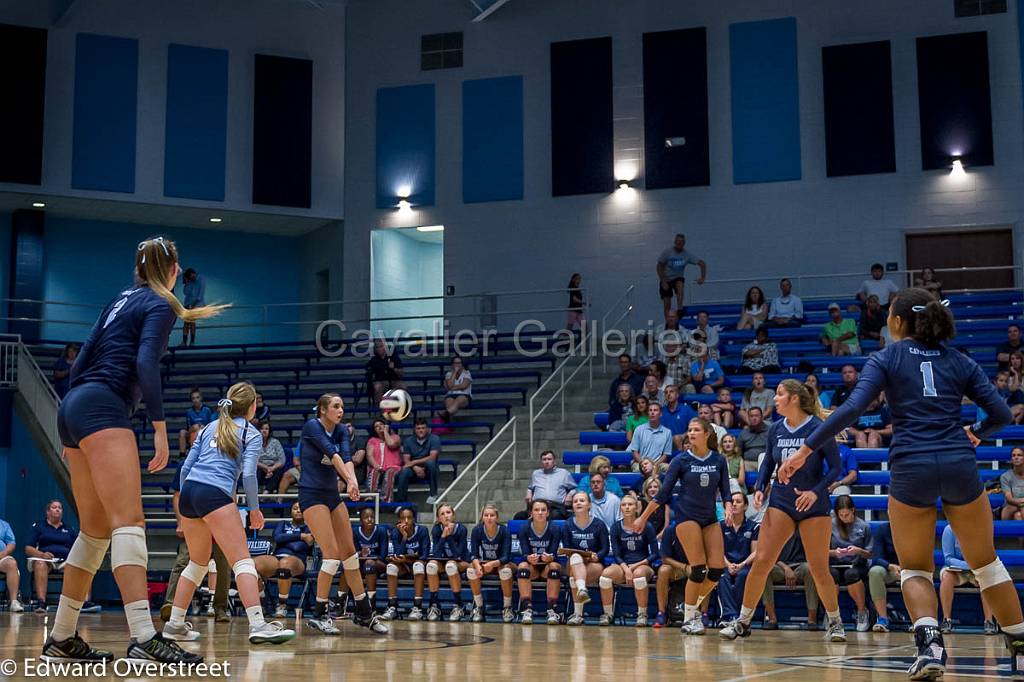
[0,612,1013,680]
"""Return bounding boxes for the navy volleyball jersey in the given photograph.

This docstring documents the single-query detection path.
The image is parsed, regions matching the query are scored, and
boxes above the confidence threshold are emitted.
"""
[804,339,1012,457]
[390,524,431,558]
[71,286,177,421]
[757,416,840,498]
[517,521,560,559]
[430,522,470,561]
[655,450,731,522]
[273,521,312,562]
[470,524,512,563]
[297,418,352,492]
[609,520,658,565]
[561,517,609,561]
[354,524,389,559]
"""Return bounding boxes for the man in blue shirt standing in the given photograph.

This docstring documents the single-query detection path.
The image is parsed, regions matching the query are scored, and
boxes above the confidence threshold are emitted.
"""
[656,233,706,320]
[0,517,24,611]
[181,267,205,346]
[179,388,215,456]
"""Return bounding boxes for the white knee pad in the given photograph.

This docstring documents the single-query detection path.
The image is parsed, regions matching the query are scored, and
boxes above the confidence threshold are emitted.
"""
[65,533,110,575]
[342,554,360,571]
[320,558,340,576]
[498,567,513,581]
[412,561,426,576]
[208,559,217,572]
[466,567,479,581]
[386,563,400,577]
[233,558,259,580]
[974,558,1011,591]
[598,576,614,589]
[426,562,439,576]
[633,576,648,591]
[110,526,148,570]
[569,553,583,567]
[182,560,209,586]
[445,561,459,577]
[900,569,934,585]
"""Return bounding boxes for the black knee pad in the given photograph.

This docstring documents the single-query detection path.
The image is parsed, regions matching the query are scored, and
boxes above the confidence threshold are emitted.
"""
[844,569,863,586]
[706,567,724,582]
[516,568,532,580]
[690,565,707,583]
[275,568,293,580]
[547,568,562,581]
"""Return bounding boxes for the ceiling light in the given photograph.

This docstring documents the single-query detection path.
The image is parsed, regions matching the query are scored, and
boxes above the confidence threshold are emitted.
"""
[32,202,45,208]
[209,217,222,223]
[416,225,444,232]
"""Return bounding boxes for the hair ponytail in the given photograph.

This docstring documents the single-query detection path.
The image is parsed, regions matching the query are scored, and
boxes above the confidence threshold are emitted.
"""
[135,236,228,323]
[890,287,955,347]
[214,382,257,459]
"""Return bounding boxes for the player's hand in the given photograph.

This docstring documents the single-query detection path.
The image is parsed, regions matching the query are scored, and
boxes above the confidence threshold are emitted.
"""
[964,426,981,448]
[783,565,796,587]
[249,509,265,530]
[175,525,184,540]
[346,481,360,501]
[633,517,646,534]
[149,434,170,473]
[622,565,633,583]
[752,490,765,511]
[793,488,818,512]
[697,277,705,285]
[527,553,539,565]
[778,446,811,484]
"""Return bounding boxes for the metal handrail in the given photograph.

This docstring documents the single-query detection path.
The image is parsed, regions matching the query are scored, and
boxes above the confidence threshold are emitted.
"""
[451,424,517,519]
[431,417,518,516]
[528,326,590,457]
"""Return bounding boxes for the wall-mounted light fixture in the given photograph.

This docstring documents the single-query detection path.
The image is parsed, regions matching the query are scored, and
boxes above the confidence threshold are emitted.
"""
[665,136,686,148]
[617,179,631,190]
[950,156,966,178]
[32,202,45,208]
[209,217,222,223]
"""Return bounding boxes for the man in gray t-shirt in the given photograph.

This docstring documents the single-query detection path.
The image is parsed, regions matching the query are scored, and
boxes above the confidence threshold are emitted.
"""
[657,233,706,319]
[1000,448,1024,520]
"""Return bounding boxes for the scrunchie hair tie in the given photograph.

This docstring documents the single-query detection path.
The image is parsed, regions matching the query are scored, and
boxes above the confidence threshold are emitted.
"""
[137,237,170,264]
[218,398,233,408]
[911,299,950,313]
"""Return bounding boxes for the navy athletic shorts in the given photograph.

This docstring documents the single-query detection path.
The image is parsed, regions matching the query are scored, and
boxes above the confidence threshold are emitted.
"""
[888,450,984,508]
[659,277,685,299]
[298,487,343,512]
[675,510,719,529]
[179,481,234,519]
[57,382,133,449]
[767,484,832,522]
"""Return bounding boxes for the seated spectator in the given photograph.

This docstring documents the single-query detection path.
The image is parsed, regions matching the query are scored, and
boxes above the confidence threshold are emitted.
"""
[764,278,804,327]
[831,365,859,407]
[654,523,690,628]
[575,455,625,498]
[858,295,886,342]
[821,302,861,357]
[641,374,664,404]
[697,404,728,442]
[277,456,301,502]
[720,434,746,492]
[256,420,287,493]
[856,263,899,308]
[829,495,872,631]
[1000,447,1024,520]
[52,343,78,398]
[661,384,697,451]
[515,450,577,520]
[845,394,892,448]
[740,372,774,425]
[252,391,271,424]
[367,418,403,502]
[663,340,696,394]
[659,309,685,345]
[347,420,369,486]
[628,403,673,476]
[382,507,431,621]
[625,395,650,442]
[740,327,781,375]
[716,492,759,624]
[690,346,725,394]
[587,473,623,531]
[394,418,442,505]
[0,516,24,612]
[351,507,389,613]
[914,266,943,299]
[437,355,472,422]
[1008,352,1024,393]
[609,353,645,406]
[711,387,737,428]
[600,494,658,627]
[737,286,768,331]
[26,500,77,612]
[262,502,313,618]
[761,532,817,630]
[633,332,657,371]
[996,371,1024,424]
[641,476,671,538]
[804,372,830,409]
[939,524,995,634]
[178,387,214,456]
[997,323,1023,371]
[649,360,670,392]
[867,521,900,632]
[824,443,859,495]
[737,407,768,464]
[367,338,406,403]
[693,311,721,360]
[608,383,636,432]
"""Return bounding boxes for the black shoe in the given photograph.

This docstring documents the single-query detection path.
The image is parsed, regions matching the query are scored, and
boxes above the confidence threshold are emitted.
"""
[353,597,389,634]
[40,633,114,663]
[908,625,946,681]
[33,600,47,614]
[126,633,203,664]
[1005,633,1024,680]
[762,619,779,631]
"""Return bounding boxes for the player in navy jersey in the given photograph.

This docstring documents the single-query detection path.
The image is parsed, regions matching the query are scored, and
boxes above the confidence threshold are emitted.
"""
[270,502,313,618]
[43,237,224,665]
[382,506,431,620]
[600,493,658,627]
[720,379,845,642]
[636,417,731,635]
[427,504,471,621]
[298,393,387,635]
[515,499,563,624]
[351,507,389,612]
[562,492,610,626]
[785,288,1024,680]
[467,504,515,623]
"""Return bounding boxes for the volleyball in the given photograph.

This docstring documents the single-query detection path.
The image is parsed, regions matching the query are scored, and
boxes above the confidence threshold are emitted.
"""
[380,388,412,422]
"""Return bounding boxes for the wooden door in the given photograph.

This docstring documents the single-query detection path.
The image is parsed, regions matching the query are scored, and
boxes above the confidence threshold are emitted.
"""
[905,228,1014,291]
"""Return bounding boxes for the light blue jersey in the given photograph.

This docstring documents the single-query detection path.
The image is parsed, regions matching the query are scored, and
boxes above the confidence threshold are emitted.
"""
[180,417,261,511]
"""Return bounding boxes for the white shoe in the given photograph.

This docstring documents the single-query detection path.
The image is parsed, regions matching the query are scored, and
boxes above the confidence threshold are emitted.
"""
[425,496,437,506]
[305,616,340,635]
[598,614,613,626]
[546,609,560,625]
[825,619,847,642]
[681,616,706,635]
[635,612,647,627]
[249,621,295,645]
[855,611,870,632]
[576,588,590,605]
[205,604,215,617]
[274,604,288,618]
[566,613,585,626]
[471,606,484,622]
[380,606,398,621]
[162,621,201,641]
[520,608,533,624]
[408,606,424,621]
[426,605,442,622]
[10,599,24,613]
[448,605,464,622]
[502,607,514,623]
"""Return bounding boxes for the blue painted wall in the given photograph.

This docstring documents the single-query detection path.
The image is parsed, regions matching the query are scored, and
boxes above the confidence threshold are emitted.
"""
[729,17,802,184]
[164,44,229,201]
[463,76,524,203]
[370,229,443,338]
[71,33,138,193]
[41,218,303,345]
[375,84,435,209]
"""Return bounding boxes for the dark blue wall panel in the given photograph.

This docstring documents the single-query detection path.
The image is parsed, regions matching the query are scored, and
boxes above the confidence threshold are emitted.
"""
[376,84,435,209]
[463,76,524,203]
[72,33,138,193]
[0,24,47,185]
[8,210,44,341]
[252,54,313,208]
[729,18,801,184]
[164,44,229,201]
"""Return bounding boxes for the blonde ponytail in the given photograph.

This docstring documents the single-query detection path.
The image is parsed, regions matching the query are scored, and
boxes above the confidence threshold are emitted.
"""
[779,378,824,419]
[136,236,228,322]
[214,382,257,459]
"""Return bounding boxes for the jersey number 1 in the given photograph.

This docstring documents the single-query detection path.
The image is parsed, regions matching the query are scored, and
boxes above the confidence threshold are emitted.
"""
[920,361,937,397]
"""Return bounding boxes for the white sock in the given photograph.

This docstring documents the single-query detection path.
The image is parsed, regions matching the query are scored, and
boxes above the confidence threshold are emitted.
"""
[169,605,187,627]
[474,594,484,608]
[503,596,512,608]
[353,592,366,601]
[125,599,157,643]
[1003,622,1024,635]
[914,616,939,629]
[245,605,266,628]
[684,603,697,622]
[367,591,376,602]
[574,601,584,617]
[603,603,614,617]
[826,609,841,623]
[51,595,84,642]
[739,606,755,624]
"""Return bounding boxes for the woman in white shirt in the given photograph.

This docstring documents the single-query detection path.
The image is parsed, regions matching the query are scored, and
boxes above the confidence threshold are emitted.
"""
[737,286,768,330]
[438,355,473,422]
